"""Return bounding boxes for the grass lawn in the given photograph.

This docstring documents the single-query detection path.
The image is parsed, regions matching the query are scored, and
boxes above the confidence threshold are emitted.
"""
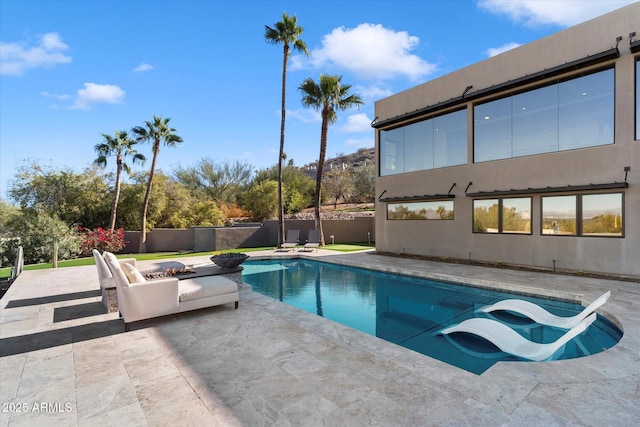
[0,243,375,279]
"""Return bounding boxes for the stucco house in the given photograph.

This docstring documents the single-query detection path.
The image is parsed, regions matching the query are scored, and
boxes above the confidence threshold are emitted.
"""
[373,3,639,276]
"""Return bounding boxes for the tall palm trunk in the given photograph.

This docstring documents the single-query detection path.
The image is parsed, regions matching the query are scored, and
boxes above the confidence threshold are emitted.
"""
[277,43,289,247]
[139,142,159,253]
[109,154,123,231]
[314,107,330,246]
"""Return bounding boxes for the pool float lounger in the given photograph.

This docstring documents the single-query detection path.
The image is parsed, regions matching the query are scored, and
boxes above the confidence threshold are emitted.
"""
[477,291,610,329]
[438,313,596,362]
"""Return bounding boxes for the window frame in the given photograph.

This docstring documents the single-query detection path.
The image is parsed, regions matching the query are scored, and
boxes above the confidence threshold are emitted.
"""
[387,200,455,220]
[540,192,624,238]
[473,67,615,163]
[541,195,577,236]
[472,197,532,235]
[379,108,468,177]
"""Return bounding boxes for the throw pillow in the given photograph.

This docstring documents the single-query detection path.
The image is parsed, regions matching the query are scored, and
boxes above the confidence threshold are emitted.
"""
[122,262,146,284]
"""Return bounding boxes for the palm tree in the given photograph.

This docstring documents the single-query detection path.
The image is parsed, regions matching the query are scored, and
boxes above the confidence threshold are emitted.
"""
[299,75,363,245]
[94,130,146,231]
[265,12,309,248]
[132,115,183,252]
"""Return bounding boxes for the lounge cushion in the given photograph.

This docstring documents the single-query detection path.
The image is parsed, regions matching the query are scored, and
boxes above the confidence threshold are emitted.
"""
[104,251,130,288]
[178,276,238,303]
[122,263,146,284]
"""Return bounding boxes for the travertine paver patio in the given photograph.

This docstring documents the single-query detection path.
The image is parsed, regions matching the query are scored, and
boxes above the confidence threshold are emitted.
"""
[1,249,638,426]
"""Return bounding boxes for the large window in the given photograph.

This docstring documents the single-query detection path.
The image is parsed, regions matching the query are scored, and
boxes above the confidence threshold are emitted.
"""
[473,198,531,234]
[387,201,454,220]
[542,193,623,237]
[542,196,576,235]
[474,68,614,162]
[380,109,467,176]
[582,193,623,236]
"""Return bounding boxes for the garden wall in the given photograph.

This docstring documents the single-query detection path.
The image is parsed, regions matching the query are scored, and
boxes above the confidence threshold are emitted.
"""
[122,217,374,253]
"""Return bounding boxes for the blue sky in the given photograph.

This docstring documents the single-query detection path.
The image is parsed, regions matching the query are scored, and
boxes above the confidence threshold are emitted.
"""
[1,0,636,201]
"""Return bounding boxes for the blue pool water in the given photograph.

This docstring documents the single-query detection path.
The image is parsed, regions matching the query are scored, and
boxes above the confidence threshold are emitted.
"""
[242,259,622,374]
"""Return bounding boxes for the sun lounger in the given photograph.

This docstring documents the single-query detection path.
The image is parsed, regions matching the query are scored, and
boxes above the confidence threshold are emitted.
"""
[477,291,610,329]
[300,229,321,252]
[279,229,300,251]
[438,313,596,361]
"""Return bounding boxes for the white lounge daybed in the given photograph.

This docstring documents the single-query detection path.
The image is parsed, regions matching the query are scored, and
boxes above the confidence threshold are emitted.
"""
[101,251,239,331]
[477,291,610,329]
[438,313,596,362]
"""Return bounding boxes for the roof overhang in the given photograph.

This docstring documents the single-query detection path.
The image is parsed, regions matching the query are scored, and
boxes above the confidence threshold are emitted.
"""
[373,47,620,130]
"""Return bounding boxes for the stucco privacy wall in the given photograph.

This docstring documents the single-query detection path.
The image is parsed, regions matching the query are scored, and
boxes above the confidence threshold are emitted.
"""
[374,3,640,276]
[122,217,375,253]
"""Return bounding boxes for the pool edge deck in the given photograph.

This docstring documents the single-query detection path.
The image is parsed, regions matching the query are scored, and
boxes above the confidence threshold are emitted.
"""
[1,249,639,425]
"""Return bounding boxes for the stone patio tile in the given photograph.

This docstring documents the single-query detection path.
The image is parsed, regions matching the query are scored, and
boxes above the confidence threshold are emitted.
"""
[76,373,138,422]
[133,375,219,426]
[1,251,638,426]
[78,401,147,427]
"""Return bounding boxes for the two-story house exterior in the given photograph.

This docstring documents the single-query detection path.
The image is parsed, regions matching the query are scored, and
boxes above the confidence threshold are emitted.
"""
[373,3,639,277]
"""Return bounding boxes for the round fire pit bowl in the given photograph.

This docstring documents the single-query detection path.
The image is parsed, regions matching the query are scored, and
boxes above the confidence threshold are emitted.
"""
[210,253,249,269]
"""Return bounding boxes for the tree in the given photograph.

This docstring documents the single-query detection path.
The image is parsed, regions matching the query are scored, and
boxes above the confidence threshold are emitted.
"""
[265,12,309,248]
[323,167,354,208]
[132,116,183,252]
[8,162,111,228]
[298,75,363,244]
[173,158,253,203]
[0,200,19,235]
[94,130,146,231]
[351,163,375,203]
[9,211,81,265]
[242,180,278,222]
[253,161,314,213]
[0,201,20,267]
[187,201,226,227]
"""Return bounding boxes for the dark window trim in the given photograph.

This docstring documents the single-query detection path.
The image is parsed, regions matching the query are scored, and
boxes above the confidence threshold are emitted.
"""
[540,192,625,238]
[541,195,578,237]
[466,182,628,198]
[631,39,640,54]
[472,197,532,235]
[386,200,455,221]
[372,48,619,129]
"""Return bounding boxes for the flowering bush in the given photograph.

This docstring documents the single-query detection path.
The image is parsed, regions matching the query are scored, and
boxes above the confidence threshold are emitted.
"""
[79,227,126,255]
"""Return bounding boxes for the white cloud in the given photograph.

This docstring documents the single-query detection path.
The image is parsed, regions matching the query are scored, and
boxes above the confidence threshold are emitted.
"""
[0,32,71,75]
[354,84,394,102]
[341,113,373,133]
[344,136,374,148]
[73,83,125,109]
[291,23,436,81]
[40,91,71,101]
[133,63,154,72]
[477,0,637,27]
[287,108,320,123]
[485,42,522,57]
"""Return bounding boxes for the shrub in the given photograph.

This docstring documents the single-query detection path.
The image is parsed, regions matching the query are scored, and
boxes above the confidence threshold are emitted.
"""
[79,227,126,255]
[0,238,20,268]
[219,201,249,219]
[242,180,278,222]
[11,212,81,264]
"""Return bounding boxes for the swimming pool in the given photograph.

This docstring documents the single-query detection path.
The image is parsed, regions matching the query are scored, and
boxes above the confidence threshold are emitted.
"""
[242,259,622,374]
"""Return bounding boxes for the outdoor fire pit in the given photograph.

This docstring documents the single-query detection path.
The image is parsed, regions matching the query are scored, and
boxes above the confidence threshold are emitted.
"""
[210,253,249,269]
